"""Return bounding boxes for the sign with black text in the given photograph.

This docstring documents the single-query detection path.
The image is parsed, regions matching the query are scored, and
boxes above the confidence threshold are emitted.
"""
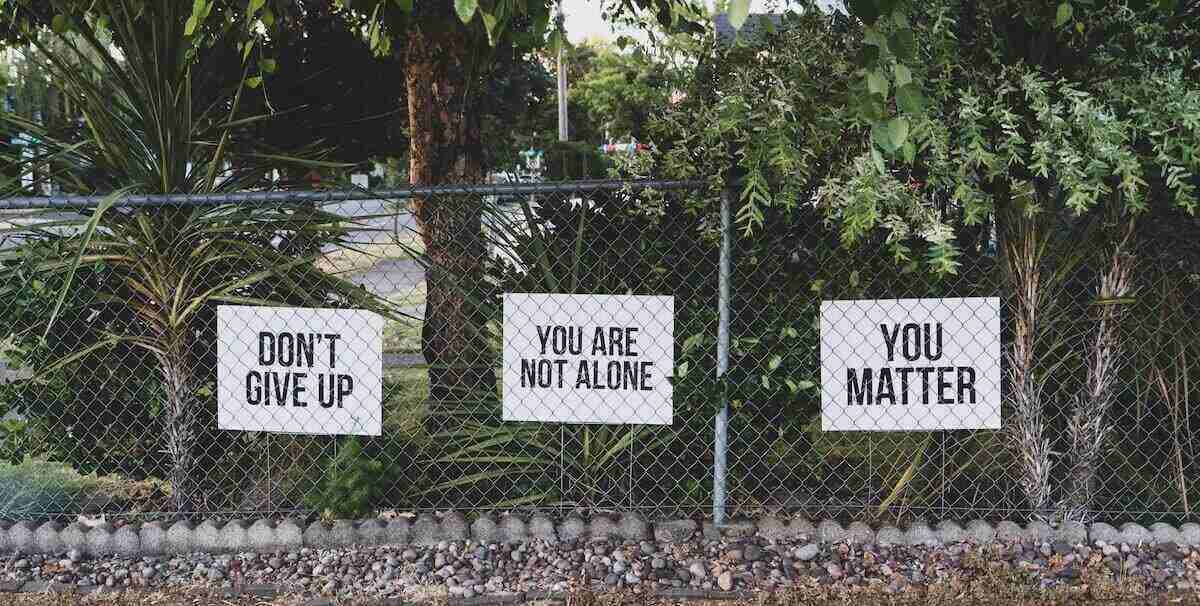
[820,297,1001,431]
[502,293,674,425]
[216,306,383,436]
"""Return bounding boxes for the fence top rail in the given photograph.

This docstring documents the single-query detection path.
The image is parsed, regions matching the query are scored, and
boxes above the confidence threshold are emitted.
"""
[0,179,707,210]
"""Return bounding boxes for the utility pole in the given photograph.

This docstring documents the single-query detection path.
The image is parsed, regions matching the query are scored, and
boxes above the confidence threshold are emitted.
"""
[556,0,568,142]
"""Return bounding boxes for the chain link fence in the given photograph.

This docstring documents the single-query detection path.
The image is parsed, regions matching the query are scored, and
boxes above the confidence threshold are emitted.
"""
[0,179,1196,526]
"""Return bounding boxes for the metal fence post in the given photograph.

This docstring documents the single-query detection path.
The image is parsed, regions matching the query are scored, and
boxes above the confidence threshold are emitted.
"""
[713,187,732,525]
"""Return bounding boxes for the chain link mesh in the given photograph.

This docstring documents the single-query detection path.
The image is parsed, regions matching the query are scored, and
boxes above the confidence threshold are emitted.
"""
[0,180,1196,527]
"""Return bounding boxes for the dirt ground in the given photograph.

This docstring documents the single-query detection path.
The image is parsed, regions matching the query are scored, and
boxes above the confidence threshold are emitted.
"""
[4,577,1200,606]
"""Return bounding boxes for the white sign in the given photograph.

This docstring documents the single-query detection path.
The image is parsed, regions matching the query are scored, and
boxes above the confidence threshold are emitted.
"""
[502,293,674,425]
[351,173,369,188]
[820,297,1001,431]
[216,306,383,436]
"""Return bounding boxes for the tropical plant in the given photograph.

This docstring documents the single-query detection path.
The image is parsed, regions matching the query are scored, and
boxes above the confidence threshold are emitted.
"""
[0,1,398,512]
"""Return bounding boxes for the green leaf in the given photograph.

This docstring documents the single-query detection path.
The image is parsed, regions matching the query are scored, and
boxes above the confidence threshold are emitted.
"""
[455,0,478,23]
[768,355,782,370]
[481,11,499,45]
[872,122,895,153]
[247,0,266,15]
[887,117,910,151]
[728,0,750,30]
[902,141,916,164]
[896,83,925,114]
[889,28,916,61]
[396,0,413,11]
[50,14,68,33]
[893,64,912,86]
[258,58,277,74]
[246,76,263,88]
[183,14,199,36]
[856,45,881,68]
[867,70,889,97]
[1055,2,1073,27]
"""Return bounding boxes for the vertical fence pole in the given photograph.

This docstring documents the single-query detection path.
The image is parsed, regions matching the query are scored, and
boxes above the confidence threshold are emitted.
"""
[713,187,732,525]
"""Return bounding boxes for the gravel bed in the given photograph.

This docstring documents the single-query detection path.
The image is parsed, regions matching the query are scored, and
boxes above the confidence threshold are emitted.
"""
[2,534,1198,602]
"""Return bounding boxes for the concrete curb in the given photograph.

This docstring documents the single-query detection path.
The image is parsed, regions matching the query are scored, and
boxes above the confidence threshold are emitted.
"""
[0,514,1195,557]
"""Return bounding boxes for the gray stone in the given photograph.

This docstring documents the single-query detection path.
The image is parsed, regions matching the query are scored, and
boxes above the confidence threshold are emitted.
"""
[356,519,387,546]
[193,520,223,553]
[1120,523,1153,546]
[110,524,139,557]
[794,543,819,562]
[702,521,720,541]
[35,522,63,554]
[1089,522,1121,545]
[817,520,847,544]
[303,521,332,548]
[58,524,88,554]
[788,517,816,539]
[529,515,556,542]
[275,519,303,550]
[653,519,697,543]
[165,521,195,555]
[441,512,469,542]
[875,526,904,546]
[755,516,788,540]
[217,520,250,553]
[904,521,938,547]
[138,522,167,555]
[329,520,356,547]
[1150,523,1183,545]
[246,520,276,552]
[1055,521,1087,545]
[1025,521,1054,543]
[497,515,526,543]
[688,561,708,580]
[618,512,648,540]
[384,518,410,545]
[1179,523,1200,546]
[994,521,1024,543]
[85,523,114,556]
[965,520,995,544]
[936,521,966,544]
[846,521,874,545]
[0,522,13,553]
[5,520,34,552]
[588,516,619,540]
[470,516,500,544]
[720,518,756,539]
[558,516,586,541]
[717,570,734,591]
[410,514,439,546]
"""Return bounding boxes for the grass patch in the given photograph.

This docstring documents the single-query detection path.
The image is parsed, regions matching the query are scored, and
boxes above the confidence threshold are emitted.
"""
[0,457,167,519]
[384,366,430,439]
[316,235,424,277]
[384,283,427,354]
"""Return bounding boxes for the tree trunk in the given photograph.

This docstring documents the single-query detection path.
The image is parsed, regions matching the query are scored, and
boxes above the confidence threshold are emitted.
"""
[405,18,496,410]
[159,334,201,513]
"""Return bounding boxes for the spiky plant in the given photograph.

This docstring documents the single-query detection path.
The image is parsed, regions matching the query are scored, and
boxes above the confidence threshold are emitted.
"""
[0,2,396,512]
[1061,222,1136,521]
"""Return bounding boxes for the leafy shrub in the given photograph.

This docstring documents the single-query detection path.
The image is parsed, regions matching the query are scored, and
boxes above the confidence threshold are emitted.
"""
[306,438,393,519]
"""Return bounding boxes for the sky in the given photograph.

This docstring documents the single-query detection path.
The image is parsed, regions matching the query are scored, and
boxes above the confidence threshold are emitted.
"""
[561,0,845,44]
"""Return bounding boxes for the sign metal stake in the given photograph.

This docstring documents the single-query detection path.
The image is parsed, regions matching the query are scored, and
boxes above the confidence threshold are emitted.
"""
[713,187,732,526]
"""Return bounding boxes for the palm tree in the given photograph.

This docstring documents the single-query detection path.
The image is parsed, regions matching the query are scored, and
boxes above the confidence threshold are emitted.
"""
[0,1,396,512]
